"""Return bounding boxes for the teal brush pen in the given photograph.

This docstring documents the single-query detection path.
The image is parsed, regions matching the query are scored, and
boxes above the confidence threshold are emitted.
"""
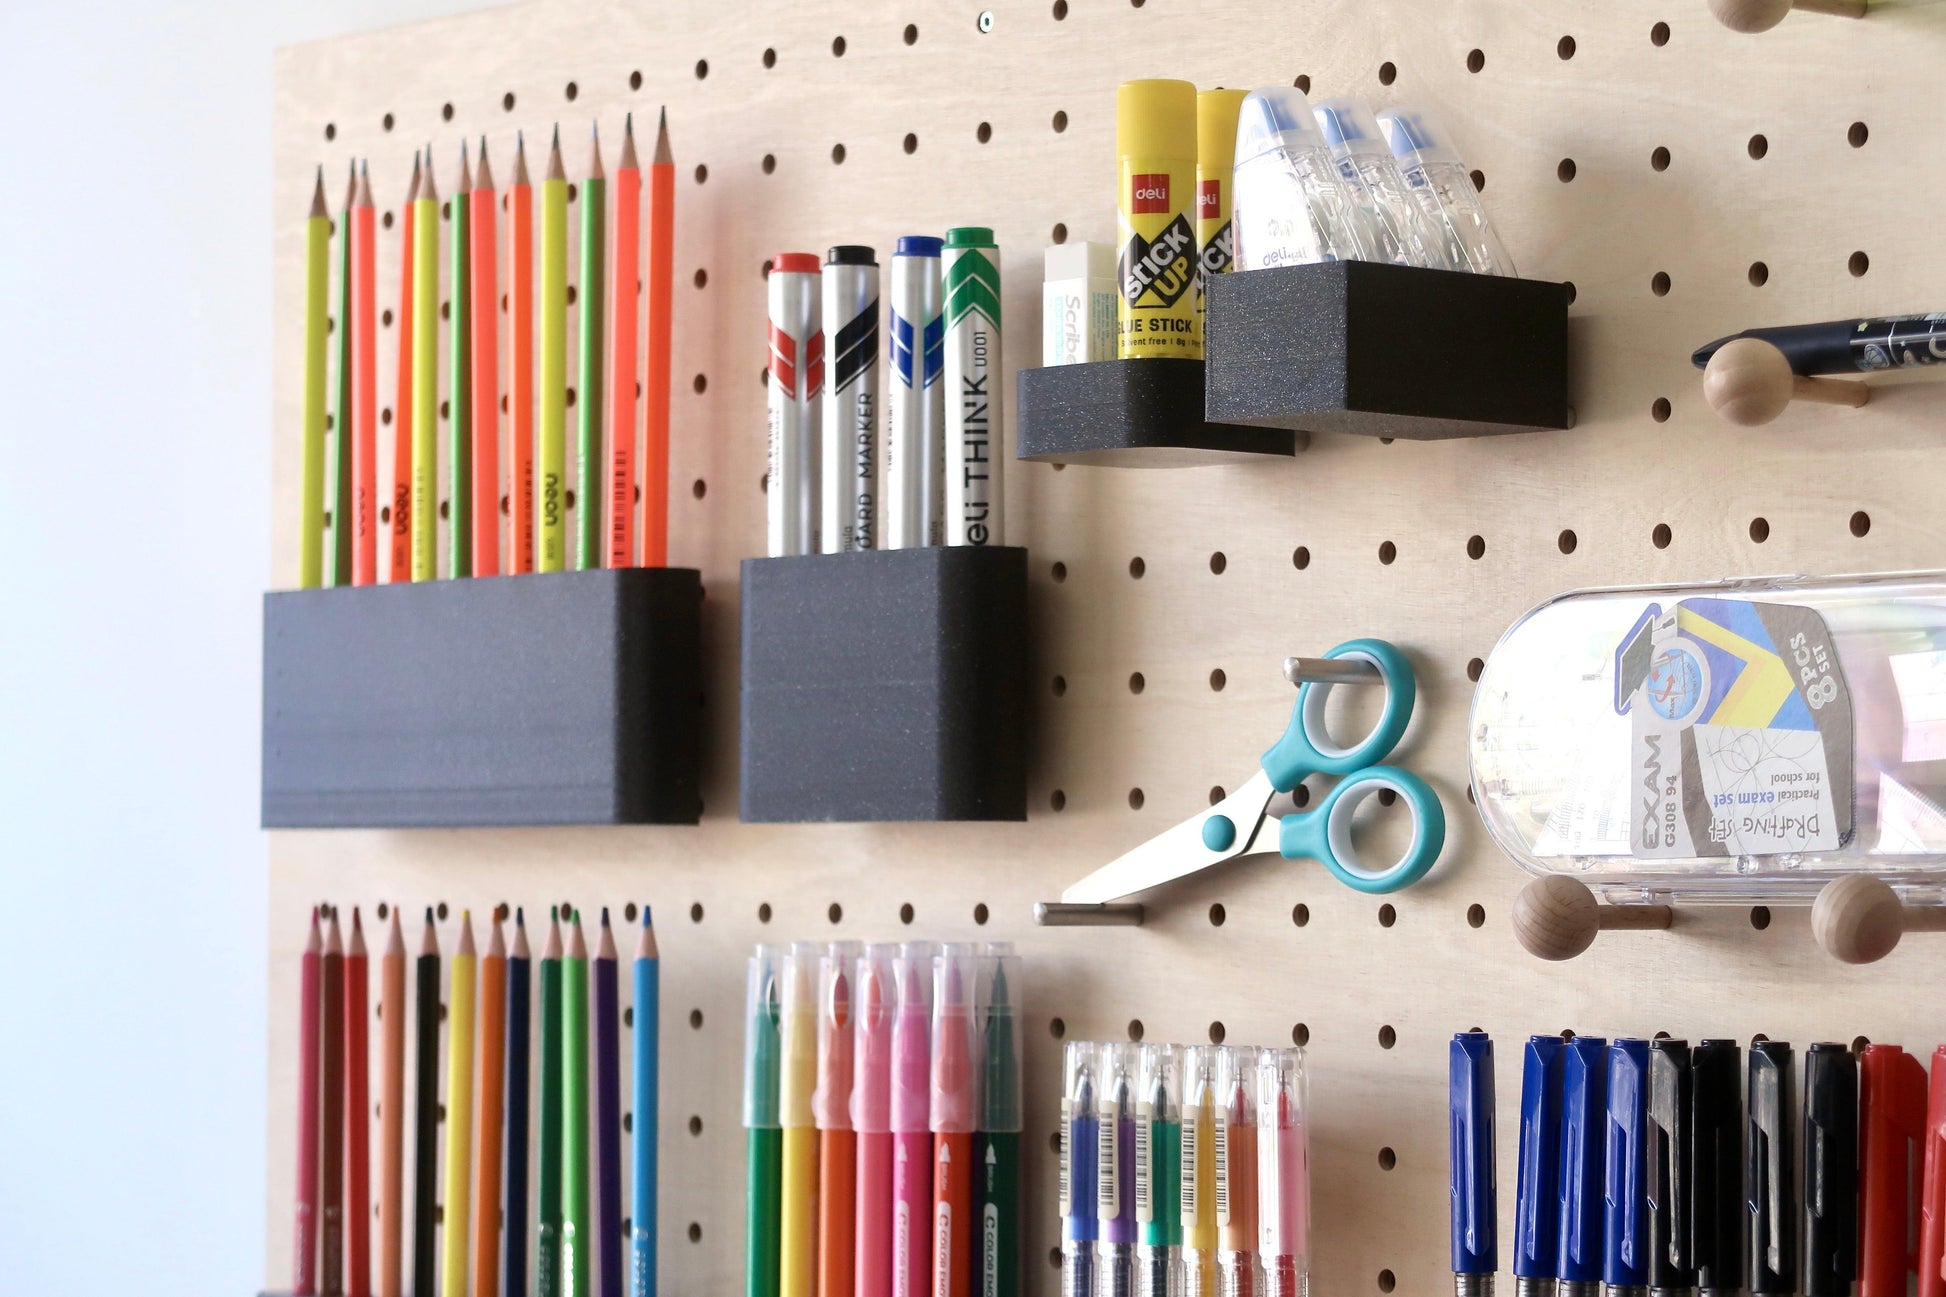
[978,943,1023,1297]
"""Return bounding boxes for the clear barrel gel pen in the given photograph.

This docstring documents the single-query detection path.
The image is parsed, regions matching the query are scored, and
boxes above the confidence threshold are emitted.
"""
[1062,1042,1100,1297]
[1182,1046,1220,1297]
[1257,1049,1309,1297]
[1136,1044,1184,1297]
[1215,1046,1259,1297]
[1098,1043,1139,1297]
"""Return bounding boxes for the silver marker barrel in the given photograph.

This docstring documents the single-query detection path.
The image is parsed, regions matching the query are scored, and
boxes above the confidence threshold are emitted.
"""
[885,235,943,549]
[820,246,878,553]
[943,228,1002,547]
[765,253,821,556]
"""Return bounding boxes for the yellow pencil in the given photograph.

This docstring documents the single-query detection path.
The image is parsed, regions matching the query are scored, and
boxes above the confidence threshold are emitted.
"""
[538,127,568,572]
[441,912,478,1297]
[300,167,330,588]
[411,146,441,581]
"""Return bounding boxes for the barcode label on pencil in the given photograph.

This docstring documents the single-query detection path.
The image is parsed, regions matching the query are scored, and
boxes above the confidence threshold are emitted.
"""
[1180,1118,1199,1221]
[1059,1099,1072,1217]
[1098,1108,1120,1220]
[1214,1113,1231,1226]
[1135,1105,1154,1223]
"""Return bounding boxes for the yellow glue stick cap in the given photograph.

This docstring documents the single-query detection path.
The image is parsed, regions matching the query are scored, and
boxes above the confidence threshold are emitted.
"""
[1116,79,1197,159]
[1197,88,1248,168]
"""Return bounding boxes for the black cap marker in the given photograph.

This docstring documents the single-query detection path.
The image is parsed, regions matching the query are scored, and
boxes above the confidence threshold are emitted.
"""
[1648,1039,1696,1297]
[1801,1043,1857,1297]
[1692,1041,1742,1297]
[1745,1041,1795,1296]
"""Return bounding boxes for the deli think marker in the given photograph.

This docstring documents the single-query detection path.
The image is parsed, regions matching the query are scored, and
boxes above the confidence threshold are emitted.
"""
[942,229,1002,547]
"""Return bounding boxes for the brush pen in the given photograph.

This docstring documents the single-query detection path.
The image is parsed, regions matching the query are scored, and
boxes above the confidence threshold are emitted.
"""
[931,945,981,1297]
[1646,1041,1694,1297]
[778,942,820,1297]
[1256,1049,1308,1297]
[1692,312,1946,374]
[1745,1041,1793,1297]
[1556,1037,1606,1297]
[1451,1031,1497,1297]
[1062,1041,1100,1297]
[978,943,1023,1297]
[631,909,660,1297]
[1604,1040,1650,1297]
[813,942,862,1297]
[853,945,899,1297]
[890,942,938,1297]
[1516,1036,1564,1297]
[1098,1042,1139,1297]
[1690,1043,1740,1297]
[1135,1042,1183,1297]
[1859,1043,1925,1297]
[1801,1043,1856,1297]
[744,945,784,1297]
[1216,1045,1259,1297]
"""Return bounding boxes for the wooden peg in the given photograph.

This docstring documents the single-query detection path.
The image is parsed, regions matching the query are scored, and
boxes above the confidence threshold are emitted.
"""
[1708,0,1868,34]
[1811,875,1946,963]
[1703,337,1869,426]
[1512,876,1674,961]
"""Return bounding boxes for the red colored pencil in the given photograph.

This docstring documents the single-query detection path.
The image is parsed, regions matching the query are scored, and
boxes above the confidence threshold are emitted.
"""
[640,109,675,567]
[509,134,536,573]
[352,166,378,585]
[346,910,372,1297]
[388,158,419,583]
[295,908,322,1297]
[471,140,501,577]
[606,115,641,568]
[321,912,346,1295]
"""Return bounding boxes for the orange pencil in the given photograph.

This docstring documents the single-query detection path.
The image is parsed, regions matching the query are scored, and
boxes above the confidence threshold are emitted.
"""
[346,910,372,1297]
[472,913,508,1297]
[508,134,536,573]
[389,157,419,583]
[640,109,674,567]
[606,115,641,568]
[379,909,406,1297]
[352,166,378,586]
[470,139,501,577]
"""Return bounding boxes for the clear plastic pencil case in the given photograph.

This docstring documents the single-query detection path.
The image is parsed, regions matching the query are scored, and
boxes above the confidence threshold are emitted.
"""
[1471,571,1946,901]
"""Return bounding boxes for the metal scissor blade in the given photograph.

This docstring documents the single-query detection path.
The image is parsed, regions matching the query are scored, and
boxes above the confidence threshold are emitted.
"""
[1060,769,1280,904]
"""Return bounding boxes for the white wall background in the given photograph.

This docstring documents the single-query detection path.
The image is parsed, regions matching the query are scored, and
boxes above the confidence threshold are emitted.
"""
[0,3,485,1290]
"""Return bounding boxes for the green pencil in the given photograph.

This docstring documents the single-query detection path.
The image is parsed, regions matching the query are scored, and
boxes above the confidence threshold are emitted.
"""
[537,909,564,1297]
[449,142,472,579]
[564,910,592,1297]
[743,946,783,1297]
[575,126,607,570]
[328,161,355,586]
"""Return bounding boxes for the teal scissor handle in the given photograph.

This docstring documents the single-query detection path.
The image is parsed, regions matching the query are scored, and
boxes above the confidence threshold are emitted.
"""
[1261,638,1416,790]
[1278,765,1446,894]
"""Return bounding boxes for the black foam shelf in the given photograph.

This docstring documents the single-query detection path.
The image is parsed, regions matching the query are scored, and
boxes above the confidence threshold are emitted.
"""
[739,546,1029,822]
[1204,260,1571,440]
[262,568,704,828]
[1015,357,1301,466]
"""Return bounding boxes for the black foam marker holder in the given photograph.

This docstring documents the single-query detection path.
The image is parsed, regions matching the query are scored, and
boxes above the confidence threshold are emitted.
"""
[262,568,704,828]
[740,546,1029,822]
[1204,261,1571,439]
[1015,357,1303,465]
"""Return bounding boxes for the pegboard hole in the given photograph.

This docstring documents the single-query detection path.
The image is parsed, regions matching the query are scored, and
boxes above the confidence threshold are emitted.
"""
[1292,546,1311,570]
[1293,74,1312,93]
[900,902,915,925]
[1208,903,1226,927]
[973,903,989,925]
[1049,1016,1066,1039]
[763,48,777,68]
[1209,786,1226,805]
[1292,1023,1310,1046]
[1292,903,1311,927]
[1378,903,1396,928]
[1128,556,1146,579]
[1128,788,1145,811]
[689,1008,703,1029]
[1378,1270,1397,1292]
[564,81,578,102]
[694,164,708,185]
[1466,48,1484,73]
[1051,110,1068,134]
[437,901,450,921]
[1651,271,1671,297]
[903,132,919,155]
[1558,529,1577,554]
[1557,35,1576,59]
[693,373,709,394]
[1650,146,1671,172]
[1293,785,1310,808]
[831,144,846,165]
[757,902,772,924]
[904,22,919,44]
[688,1115,703,1136]
[1128,671,1145,695]
[1208,1021,1227,1044]
[831,35,847,56]
[1851,510,1871,537]
[1750,905,1772,930]
[1849,250,1870,277]
[1747,261,1770,287]
[502,92,516,112]
[1651,20,1671,45]
[695,59,709,79]
[1563,281,1577,306]
[1556,158,1576,183]
[1853,1035,1872,1053]
[1378,1146,1397,1170]
[1053,0,1068,16]
[1377,61,1396,86]
[1466,534,1485,560]
[1049,789,1066,812]
[1050,560,1067,583]
[1749,516,1770,543]
[1467,658,1484,683]
[1469,170,1485,192]
[1653,522,1673,549]
[692,479,708,500]
[1209,668,1226,692]
[1378,1025,1397,1049]
[1051,222,1068,244]
[1378,540,1396,565]
[694,268,708,289]
[1849,121,1870,148]
[1467,903,1486,928]
[977,121,993,144]
[1051,675,1067,698]
[828,902,843,925]
[762,154,776,175]
[629,70,642,90]
[688,902,703,923]
[1747,133,1768,160]
[1209,550,1227,574]
[688,1223,702,1243]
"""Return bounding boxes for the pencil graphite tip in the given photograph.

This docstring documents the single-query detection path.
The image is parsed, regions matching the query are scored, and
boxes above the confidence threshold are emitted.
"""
[424,905,435,924]
[550,904,558,921]
[601,906,611,927]
[642,904,653,928]
[351,906,363,932]
[624,110,634,136]
[516,905,526,926]
[551,123,560,148]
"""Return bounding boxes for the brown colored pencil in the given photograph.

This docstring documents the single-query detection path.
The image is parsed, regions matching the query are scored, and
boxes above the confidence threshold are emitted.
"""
[379,909,406,1297]
[472,913,508,1297]
[321,911,346,1295]
[346,910,371,1297]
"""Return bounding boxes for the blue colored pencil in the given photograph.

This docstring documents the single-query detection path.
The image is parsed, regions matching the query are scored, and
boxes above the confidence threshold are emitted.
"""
[631,907,660,1296]
[505,910,533,1297]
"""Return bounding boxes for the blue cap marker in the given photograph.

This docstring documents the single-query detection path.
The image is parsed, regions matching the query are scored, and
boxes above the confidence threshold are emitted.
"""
[1451,1031,1498,1295]
[1557,1038,1608,1297]
[1516,1036,1565,1296]
[1604,1040,1651,1296]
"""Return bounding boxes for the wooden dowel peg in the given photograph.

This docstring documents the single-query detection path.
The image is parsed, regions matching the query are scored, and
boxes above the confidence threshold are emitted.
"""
[1512,876,1674,961]
[1034,901,1146,927]
[1811,875,1946,963]
[1709,0,1868,34]
[1704,337,1869,426]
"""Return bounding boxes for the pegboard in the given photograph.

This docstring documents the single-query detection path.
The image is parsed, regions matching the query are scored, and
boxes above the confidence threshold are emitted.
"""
[268,2,1946,1293]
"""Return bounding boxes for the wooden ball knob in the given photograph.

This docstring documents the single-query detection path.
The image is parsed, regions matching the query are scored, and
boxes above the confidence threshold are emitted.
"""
[1704,337,1870,426]
[1709,0,1868,33]
[1813,875,1913,963]
[1514,876,1675,961]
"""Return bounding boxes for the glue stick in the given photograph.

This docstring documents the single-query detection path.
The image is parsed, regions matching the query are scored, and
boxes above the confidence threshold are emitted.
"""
[1116,79,1200,360]
[1195,88,1246,331]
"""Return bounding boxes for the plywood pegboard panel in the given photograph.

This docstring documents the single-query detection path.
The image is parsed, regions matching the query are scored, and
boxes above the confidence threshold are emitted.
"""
[270,1,1946,1292]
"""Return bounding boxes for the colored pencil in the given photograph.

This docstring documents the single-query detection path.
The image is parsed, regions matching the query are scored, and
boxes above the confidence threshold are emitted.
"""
[321,912,346,1295]
[389,157,419,584]
[379,909,406,1297]
[410,148,440,581]
[346,909,372,1297]
[595,912,624,1297]
[412,910,441,1297]
[508,136,536,575]
[640,110,675,569]
[605,116,641,570]
[351,165,378,587]
[538,910,565,1297]
[472,914,507,1297]
[295,908,322,1295]
[538,129,568,573]
[576,126,607,570]
[448,144,473,581]
[330,163,356,588]
[631,908,659,1297]
[442,913,477,1297]
[469,140,500,578]
[564,913,593,1297]
[300,171,329,590]
[505,911,533,1296]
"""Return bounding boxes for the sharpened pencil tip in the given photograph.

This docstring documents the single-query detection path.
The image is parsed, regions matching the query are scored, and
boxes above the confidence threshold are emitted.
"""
[425,905,434,923]
[551,123,560,147]
[643,905,653,927]
[516,906,525,925]
[601,906,612,926]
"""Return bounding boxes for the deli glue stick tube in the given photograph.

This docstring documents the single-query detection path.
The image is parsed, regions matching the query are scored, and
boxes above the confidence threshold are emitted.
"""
[1115,79,1200,360]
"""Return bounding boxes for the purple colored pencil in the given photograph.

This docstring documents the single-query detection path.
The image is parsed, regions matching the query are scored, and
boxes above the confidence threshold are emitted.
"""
[596,909,624,1297]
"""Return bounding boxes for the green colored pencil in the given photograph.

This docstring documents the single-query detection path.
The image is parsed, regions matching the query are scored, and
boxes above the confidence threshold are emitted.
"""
[564,911,592,1297]
[537,909,564,1297]
[329,161,355,586]
[449,142,472,579]
[575,126,607,569]
[299,168,329,589]
[538,128,568,572]
[410,147,440,581]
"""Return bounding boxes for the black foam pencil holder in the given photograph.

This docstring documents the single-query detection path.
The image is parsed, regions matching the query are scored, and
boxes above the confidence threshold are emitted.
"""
[262,568,704,828]
[1015,357,1302,466]
[739,546,1029,822]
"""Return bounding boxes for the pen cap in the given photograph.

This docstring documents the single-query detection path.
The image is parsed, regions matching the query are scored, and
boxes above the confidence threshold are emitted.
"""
[1647,1039,1695,1287]
[1557,1036,1608,1285]
[1604,1038,1651,1289]
[849,943,899,1134]
[826,244,877,266]
[1691,1039,1743,1291]
[889,940,938,1132]
[929,943,981,1134]
[1117,78,1197,161]
[1062,1041,1101,1228]
[771,251,821,276]
[1515,1035,1565,1280]
[895,234,943,259]
[812,941,862,1130]
[1376,106,1464,168]
[1181,1044,1221,1237]
[742,943,785,1129]
[1139,1041,1183,1123]
[1256,1047,1309,1260]
[1920,1046,1946,1297]
[945,226,995,250]
[1801,1043,1858,1297]
[1859,1043,1927,1296]
[977,942,1023,1133]
[1451,1031,1498,1275]
[1233,85,1328,167]
[778,941,821,1127]
[1746,1040,1795,1296]
[1312,97,1391,159]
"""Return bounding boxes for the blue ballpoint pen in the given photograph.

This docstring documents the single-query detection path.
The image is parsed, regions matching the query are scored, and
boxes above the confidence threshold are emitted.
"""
[1603,1040,1651,1297]
[1451,1032,1498,1297]
[1557,1038,1607,1297]
[1516,1036,1565,1297]
[1063,1042,1100,1297]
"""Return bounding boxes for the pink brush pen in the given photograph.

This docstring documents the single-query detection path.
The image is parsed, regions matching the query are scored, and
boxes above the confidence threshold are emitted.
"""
[890,941,939,1297]
[1256,1049,1309,1297]
[853,944,900,1297]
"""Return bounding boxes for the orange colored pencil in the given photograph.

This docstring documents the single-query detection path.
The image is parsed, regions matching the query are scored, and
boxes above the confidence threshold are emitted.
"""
[640,109,674,567]
[389,157,419,583]
[379,909,406,1297]
[606,115,641,569]
[472,913,508,1297]
[471,139,501,577]
[509,134,536,574]
[353,166,378,586]
[346,910,372,1297]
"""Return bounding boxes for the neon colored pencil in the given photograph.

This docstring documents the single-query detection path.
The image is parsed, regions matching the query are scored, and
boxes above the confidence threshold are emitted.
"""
[321,913,346,1295]
[505,912,533,1296]
[442,913,477,1297]
[640,110,675,568]
[469,140,500,578]
[538,129,568,572]
[352,165,378,587]
[295,908,322,1295]
[389,158,419,584]
[508,136,536,575]
[605,116,640,569]
[412,910,441,1297]
[448,144,473,581]
[631,908,659,1297]
[538,910,565,1297]
[410,148,440,581]
[576,127,607,570]
[300,171,329,590]
[472,914,506,1297]
[595,912,624,1297]
[379,909,406,1297]
[564,912,593,1297]
[329,163,356,588]
[346,909,371,1297]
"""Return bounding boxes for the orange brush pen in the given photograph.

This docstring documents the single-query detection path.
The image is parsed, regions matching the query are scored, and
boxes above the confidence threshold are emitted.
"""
[508,134,536,573]
[469,139,500,576]
[930,946,980,1297]
[814,943,862,1297]
[388,157,418,583]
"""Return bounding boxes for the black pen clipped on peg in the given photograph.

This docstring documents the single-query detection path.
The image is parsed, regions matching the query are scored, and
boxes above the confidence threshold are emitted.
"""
[1708,0,1867,32]
[1511,876,1674,962]
[1811,875,1946,963]
[1703,338,1869,426]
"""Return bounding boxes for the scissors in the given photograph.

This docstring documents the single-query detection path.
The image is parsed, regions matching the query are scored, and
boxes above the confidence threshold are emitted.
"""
[1060,638,1446,904]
